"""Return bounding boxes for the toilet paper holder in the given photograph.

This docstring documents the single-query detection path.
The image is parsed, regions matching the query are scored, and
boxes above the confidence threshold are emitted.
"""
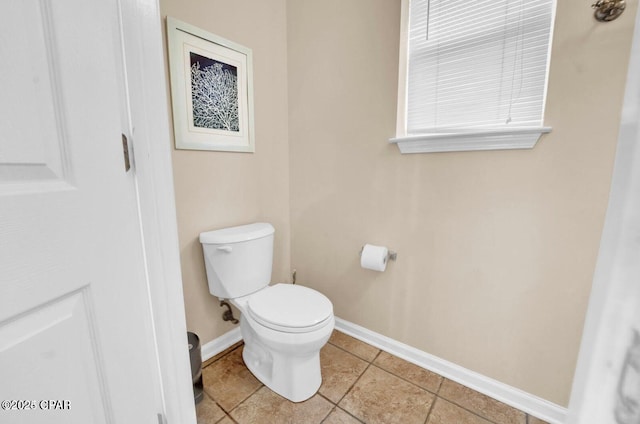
[359,246,397,262]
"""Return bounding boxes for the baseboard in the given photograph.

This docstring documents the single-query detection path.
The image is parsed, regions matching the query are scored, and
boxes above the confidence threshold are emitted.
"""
[200,327,242,362]
[334,317,568,424]
[199,318,567,423]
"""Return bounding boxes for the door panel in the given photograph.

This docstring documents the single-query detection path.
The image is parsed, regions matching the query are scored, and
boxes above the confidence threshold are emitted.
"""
[0,0,163,423]
[0,0,69,190]
[0,290,107,424]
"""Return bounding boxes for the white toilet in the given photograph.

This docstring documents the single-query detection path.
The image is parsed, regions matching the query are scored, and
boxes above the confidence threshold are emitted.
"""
[199,222,335,402]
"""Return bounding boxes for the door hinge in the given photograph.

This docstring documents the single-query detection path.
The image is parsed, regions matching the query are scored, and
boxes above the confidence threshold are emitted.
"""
[157,412,167,424]
[122,133,132,172]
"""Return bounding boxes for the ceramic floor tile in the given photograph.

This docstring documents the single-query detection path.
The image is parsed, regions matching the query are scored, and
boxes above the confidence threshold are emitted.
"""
[329,331,380,362]
[202,346,262,412]
[528,416,550,424]
[198,332,538,424]
[202,341,244,369]
[319,343,369,403]
[196,394,226,424]
[439,379,526,424]
[373,350,443,393]
[339,365,434,424]
[427,398,493,424]
[322,407,363,424]
[230,386,333,424]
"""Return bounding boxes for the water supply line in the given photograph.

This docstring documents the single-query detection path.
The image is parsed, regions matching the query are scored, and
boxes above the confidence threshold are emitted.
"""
[219,300,238,324]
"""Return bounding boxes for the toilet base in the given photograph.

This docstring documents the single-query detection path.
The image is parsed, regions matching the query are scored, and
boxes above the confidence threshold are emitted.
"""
[239,313,334,402]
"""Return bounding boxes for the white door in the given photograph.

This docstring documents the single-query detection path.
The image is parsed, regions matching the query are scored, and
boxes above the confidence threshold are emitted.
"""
[0,1,164,423]
[566,5,640,424]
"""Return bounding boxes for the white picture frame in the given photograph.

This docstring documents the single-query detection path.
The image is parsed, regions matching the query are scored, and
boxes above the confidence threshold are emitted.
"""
[166,17,255,152]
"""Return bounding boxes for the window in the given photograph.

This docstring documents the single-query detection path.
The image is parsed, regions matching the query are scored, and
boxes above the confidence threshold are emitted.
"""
[391,0,555,153]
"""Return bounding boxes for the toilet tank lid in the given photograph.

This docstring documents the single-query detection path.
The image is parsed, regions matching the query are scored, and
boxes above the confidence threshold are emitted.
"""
[199,223,274,244]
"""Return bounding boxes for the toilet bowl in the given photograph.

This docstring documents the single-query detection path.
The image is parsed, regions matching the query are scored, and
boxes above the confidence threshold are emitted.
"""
[233,284,334,401]
[199,223,335,402]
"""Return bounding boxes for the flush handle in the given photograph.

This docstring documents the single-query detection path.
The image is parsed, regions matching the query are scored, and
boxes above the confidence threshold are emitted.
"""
[217,246,233,253]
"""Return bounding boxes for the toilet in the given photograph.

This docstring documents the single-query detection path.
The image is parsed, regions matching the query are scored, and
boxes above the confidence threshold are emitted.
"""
[199,222,335,402]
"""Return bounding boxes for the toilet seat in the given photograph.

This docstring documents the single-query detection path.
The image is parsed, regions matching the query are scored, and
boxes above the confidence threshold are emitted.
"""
[247,284,333,333]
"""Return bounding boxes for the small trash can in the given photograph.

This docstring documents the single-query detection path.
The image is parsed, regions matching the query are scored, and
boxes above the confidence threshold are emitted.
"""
[188,332,204,404]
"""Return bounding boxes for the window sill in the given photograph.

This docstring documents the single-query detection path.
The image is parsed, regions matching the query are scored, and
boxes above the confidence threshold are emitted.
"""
[389,127,552,154]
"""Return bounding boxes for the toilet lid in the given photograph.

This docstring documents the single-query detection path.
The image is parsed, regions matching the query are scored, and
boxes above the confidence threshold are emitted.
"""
[247,284,333,333]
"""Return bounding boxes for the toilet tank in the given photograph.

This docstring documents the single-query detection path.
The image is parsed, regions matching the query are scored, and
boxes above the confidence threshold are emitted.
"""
[199,223,274,299]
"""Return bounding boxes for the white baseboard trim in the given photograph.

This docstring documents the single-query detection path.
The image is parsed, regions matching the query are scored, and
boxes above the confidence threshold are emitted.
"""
[200,327,242,362]
[199,318,567,423]
[334,317,568,424]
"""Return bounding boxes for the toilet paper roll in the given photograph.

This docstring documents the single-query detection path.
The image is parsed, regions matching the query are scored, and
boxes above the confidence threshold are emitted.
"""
[360,244,389,272]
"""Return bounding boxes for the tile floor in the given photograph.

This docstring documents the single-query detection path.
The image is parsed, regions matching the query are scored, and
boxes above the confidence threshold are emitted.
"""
[196,330,550,424]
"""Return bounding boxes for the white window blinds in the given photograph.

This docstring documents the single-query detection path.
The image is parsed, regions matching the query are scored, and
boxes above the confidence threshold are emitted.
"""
[393,0,555,153]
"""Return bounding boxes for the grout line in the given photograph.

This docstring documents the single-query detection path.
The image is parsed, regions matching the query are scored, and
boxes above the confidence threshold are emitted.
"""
[206,341,264,416]
[325,331,382,411]
[341,407,366,424]
[317,396,365,424]
[213,400,229,420]
[327,341,379,364]
[423,395,438,424]
[371,362,441,396]
[328,359,438,424]
[336,406,365,424]
[319,405,363,424]
[370,363,507,424]
[371,349,382,362]
[204,330,531,424]
[202,342,244,370]
[429,376,525,424]
[319,406,337,424]
[334,319,565,423]
[198,391,236,424]
[216,413,237,424]
[369,362,421,388]
[316,392,336,406]
[332,331,440,396]
[435,396,507,424]
[200,390,214,407]
[328,335,444,419]
[334,360,375,408]
[326,340,353,356]
[329,331,381,363]
[226,384,265,415]
[316,402,333,424]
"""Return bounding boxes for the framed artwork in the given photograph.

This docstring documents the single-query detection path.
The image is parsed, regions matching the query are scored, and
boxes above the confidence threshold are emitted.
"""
[166,17,255,152]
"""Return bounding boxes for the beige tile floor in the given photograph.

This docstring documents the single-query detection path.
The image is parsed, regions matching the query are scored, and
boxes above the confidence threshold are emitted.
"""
[196,330,550,424]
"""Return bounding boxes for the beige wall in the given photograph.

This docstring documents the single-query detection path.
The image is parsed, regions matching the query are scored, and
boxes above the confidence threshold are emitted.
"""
[287,0,637,406]
[160,0,291,344]
[160,0,637,407]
